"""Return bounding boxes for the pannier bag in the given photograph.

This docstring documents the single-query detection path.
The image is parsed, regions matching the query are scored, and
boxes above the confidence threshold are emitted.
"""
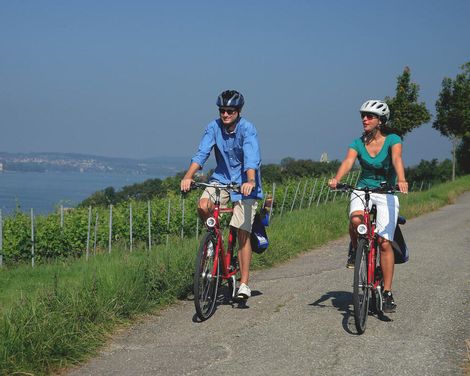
[251,212,269,254]
[392,222,409,264]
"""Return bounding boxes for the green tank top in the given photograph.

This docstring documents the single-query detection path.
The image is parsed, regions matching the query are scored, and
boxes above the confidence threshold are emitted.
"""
[349,134,402,189]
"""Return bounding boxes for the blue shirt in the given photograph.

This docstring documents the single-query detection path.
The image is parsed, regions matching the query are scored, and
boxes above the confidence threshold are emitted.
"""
[349,133,402,189]
[191,117,263,201]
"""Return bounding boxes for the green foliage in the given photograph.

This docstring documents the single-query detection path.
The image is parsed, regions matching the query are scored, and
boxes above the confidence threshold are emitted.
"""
[434,62,470,139]
[456,136,470,173]
[262,158,341,183]
[385,66,431,137]
[0,176,469,375]
[434,62,470,174]
[405,159,453,185]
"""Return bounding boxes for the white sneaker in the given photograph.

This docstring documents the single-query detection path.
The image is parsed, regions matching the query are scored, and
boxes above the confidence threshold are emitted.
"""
[237,283,251,299]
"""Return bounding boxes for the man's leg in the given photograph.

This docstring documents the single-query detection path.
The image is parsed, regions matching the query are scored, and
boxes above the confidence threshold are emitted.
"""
[237,228,252,286]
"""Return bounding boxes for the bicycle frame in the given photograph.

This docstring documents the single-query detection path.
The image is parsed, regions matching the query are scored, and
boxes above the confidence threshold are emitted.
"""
[191,182,240,282]
[210,192,238,282]
[359,191,380,291]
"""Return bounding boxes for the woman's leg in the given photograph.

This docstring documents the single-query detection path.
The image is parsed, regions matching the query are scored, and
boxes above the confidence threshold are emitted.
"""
[378,237,395,291]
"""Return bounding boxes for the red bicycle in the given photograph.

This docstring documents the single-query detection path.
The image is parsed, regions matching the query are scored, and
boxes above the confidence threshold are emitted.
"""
[334,183,405,334]
[189,182,240,321]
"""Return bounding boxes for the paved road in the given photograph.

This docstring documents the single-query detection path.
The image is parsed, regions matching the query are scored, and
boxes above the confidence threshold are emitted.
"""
[68,192,470,376]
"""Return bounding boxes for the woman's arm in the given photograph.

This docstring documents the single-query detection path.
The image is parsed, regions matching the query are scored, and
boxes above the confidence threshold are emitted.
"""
[391,143,408,194]
[328,148,358,188]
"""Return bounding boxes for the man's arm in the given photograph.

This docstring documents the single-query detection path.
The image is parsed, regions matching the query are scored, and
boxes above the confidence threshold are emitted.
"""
[241,168,256,196]
[180,162,202,192]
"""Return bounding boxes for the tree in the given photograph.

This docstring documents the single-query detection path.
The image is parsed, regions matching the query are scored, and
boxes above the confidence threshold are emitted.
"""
[385,66,431,137]
[433,62,470,179]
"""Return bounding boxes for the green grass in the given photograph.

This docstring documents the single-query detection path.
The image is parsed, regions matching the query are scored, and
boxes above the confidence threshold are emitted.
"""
[0,175,469,375]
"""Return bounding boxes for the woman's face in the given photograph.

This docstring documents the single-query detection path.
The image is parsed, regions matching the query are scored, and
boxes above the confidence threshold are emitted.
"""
[360,112,380,133]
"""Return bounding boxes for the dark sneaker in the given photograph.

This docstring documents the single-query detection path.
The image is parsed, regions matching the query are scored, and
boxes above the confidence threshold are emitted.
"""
[383,291,397,313]
[346,243,356,269]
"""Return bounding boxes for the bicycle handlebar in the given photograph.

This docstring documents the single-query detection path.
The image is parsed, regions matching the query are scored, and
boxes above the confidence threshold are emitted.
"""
[182,181,241,194]
[334,183,399,194]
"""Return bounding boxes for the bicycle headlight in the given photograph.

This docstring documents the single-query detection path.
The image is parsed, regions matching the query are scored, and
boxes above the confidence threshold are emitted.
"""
[206,217,216,228]
[357,224,368,235]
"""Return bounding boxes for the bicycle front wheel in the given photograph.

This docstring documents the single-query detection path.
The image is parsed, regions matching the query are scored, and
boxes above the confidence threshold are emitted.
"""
[194,233,220,321]
[353,238,370,334]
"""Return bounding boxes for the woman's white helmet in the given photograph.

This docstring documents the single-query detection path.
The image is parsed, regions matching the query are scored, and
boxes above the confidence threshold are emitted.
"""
[360,100,390,124]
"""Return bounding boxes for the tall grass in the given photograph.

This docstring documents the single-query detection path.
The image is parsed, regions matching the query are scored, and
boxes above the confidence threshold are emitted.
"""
[0,175,469,375]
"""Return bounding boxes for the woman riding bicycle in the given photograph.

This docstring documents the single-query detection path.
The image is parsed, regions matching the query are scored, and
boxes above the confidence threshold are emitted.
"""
[328,99,408,313]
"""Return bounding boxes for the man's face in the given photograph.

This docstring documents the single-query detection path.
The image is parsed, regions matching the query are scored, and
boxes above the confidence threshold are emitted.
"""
[218,107,239,126]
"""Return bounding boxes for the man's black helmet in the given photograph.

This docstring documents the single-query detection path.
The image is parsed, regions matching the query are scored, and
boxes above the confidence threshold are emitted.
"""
[216,90,244,109]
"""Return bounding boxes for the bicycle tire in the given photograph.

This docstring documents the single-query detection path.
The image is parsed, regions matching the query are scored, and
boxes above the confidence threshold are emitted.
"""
[353,238,370,334]
[194,233,220,321]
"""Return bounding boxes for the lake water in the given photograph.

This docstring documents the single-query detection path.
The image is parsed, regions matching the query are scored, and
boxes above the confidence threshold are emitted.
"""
[0,171,162,215]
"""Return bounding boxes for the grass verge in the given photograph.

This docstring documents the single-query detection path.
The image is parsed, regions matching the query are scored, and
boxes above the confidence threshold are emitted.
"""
[0,175,469,375]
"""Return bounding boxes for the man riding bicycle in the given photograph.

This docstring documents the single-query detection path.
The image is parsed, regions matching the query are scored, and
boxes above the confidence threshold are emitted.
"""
[180,90,263,300]
[328,100,408,313]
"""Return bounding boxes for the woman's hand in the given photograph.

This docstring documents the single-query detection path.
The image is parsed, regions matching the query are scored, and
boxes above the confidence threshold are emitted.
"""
[397,180,408,194]
[328,178,338,189]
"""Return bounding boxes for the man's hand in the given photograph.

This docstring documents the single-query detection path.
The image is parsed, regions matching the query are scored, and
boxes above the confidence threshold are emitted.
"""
[241,180,256,196]
[180,178,194,192]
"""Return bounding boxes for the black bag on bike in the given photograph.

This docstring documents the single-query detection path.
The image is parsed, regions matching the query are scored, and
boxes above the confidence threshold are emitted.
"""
[251,212,269,254]
[392,224,409,264]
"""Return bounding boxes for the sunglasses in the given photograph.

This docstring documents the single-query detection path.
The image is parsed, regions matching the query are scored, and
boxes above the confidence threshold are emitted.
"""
[219,108,237,115]
[360,112,378,120]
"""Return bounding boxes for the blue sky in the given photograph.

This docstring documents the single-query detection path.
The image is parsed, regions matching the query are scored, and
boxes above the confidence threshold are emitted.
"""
[1,0,469,166]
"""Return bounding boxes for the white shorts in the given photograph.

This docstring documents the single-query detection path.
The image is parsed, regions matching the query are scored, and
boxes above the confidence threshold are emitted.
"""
[349,190,399,241]
[201,187,258,233]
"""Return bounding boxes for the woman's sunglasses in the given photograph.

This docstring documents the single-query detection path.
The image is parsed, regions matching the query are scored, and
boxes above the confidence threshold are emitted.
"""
[360,112,378,120]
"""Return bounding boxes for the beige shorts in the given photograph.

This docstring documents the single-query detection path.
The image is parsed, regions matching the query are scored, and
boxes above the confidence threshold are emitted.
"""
[201,187,258,233]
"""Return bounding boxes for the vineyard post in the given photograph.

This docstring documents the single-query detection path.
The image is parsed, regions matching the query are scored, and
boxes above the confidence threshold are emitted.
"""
[308,178,318,208]
[86,206,91,261]
[195,196,199,240]
[290,181,301,213]
[324,180,331,204]
[129,203,133,252]
[148,200,152,251]
[0,209,3,267]
[166,199,171,247]
[299,179,308,210]
[93,212,98,256]
[108,204,113,253]
[181,196,185,239]
[354,170,360,186]
[316,177,326,207]
[60,205,64,228]
[269,182,276,220]
[419,181,424,191]
[279,184,288,217]
[341,172,353,198]
[31,208,35,268]
[332,176,339,202]
[411,181,415,192]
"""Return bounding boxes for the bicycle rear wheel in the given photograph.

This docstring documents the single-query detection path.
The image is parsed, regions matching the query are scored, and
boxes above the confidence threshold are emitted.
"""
[353,238,370,334]
[194,233,220,321]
